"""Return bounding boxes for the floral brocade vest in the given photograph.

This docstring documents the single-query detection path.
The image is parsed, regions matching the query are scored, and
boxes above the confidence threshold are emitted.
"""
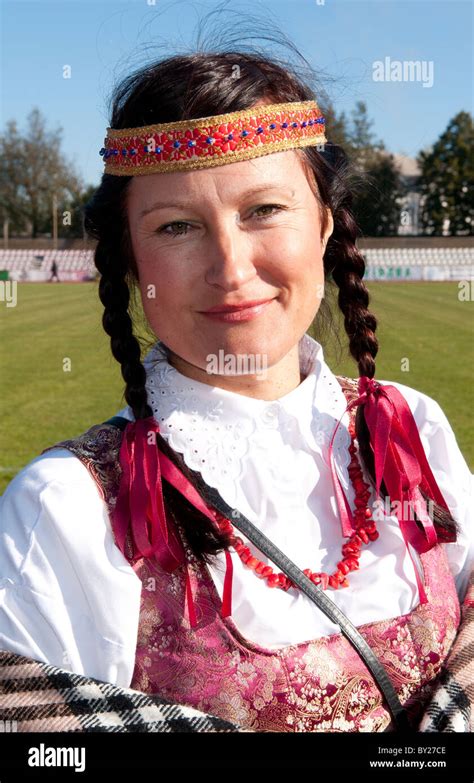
[44,376,461,732]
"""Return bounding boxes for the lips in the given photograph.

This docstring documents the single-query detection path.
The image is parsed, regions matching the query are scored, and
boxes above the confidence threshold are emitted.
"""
[199,298,275,323]
[201,298,275,313]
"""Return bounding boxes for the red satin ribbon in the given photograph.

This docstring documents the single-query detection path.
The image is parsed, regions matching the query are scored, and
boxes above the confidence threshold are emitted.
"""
[328,377,454,604]
[112,417,233,628]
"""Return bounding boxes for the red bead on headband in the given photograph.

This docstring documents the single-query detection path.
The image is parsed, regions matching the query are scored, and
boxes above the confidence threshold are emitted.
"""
[99,100,326,175]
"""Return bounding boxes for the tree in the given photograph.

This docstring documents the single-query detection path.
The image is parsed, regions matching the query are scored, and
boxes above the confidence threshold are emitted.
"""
[320,100,350,148]
[0,108,84,238]
[346,100,385,170]
[417,111,473,235]
[62,183,98,239]
[0,120,30,235]
[354,152,403,236]
[338,101,401,236]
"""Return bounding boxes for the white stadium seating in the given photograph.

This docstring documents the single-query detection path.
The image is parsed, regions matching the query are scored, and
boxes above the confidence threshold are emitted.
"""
[0,246,472,282]
[359,247,473,281]
[0,250,96,281]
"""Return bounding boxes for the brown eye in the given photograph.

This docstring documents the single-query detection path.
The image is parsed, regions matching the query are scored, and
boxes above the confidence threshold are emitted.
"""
[252,204,285,219]
[156,221,192,237]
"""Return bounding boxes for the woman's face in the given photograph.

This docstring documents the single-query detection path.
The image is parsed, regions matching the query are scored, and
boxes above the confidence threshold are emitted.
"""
[126,149,333,395]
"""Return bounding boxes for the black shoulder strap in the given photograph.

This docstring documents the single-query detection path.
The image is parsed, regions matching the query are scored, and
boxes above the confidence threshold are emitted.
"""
[175,475,414,734]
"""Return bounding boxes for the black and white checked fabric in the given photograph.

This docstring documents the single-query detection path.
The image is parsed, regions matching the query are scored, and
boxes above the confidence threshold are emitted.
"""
[418,670,471,732]
[0,650,247,733]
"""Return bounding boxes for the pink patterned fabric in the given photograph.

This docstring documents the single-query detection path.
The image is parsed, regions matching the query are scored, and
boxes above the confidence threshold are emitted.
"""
[127,534,459,732]
[44,376,461,732]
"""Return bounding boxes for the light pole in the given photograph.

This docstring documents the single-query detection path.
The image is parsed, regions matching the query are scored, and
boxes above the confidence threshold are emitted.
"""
[3,216,9,250]
[52,192,58,250]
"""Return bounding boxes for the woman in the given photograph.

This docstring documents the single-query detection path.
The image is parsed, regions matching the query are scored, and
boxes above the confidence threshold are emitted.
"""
[0,51,472,733]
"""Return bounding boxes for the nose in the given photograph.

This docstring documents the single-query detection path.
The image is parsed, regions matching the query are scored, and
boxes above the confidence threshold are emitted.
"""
[204,219,258,291]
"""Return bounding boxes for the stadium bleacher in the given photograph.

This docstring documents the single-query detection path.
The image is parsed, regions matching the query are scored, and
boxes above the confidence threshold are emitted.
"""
[0,245,472,282]
[0,249,96,281]
[360,246,473,281]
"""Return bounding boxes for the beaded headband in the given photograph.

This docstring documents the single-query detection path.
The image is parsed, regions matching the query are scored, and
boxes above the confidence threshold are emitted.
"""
[99,100,326,175]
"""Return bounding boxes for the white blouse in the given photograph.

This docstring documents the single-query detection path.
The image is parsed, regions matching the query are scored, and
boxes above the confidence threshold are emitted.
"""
[0,333,472,689]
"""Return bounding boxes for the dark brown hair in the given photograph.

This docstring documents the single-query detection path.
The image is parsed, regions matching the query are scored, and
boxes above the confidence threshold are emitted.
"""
[84,50,459,562]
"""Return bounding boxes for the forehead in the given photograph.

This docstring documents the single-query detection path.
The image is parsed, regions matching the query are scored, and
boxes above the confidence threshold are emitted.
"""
[126,149,311,213]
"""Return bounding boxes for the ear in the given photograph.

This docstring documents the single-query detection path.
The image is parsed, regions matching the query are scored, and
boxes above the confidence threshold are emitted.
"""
[322,208,334,247]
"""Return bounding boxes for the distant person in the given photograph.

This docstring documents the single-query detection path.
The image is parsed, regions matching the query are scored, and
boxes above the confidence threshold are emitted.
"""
[49,259,60,282]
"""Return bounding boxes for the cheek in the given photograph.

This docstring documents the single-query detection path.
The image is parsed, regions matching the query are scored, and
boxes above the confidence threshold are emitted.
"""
[268,230,323,283]
[137,261,193,326]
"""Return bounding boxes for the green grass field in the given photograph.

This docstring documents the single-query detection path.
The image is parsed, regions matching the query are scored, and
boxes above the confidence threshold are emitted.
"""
[0,281,472,494]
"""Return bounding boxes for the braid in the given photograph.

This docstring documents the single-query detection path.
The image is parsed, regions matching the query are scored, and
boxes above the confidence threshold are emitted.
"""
[330,213,378,379]
[324,157,381,487]
[322,147,459,542]
[85,180,152,422]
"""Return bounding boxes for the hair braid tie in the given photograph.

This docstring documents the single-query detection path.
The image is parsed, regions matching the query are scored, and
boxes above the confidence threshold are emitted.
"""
[328,376,456,605]
[112,417,235,628]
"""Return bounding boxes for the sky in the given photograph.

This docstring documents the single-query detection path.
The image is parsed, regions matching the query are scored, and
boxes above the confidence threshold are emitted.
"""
[1,0,472,188]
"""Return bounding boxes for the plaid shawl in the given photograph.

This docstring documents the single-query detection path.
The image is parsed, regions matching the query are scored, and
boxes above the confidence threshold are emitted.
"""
[0,650,245,732]
[417,563,474,732]
[0,564,471,733]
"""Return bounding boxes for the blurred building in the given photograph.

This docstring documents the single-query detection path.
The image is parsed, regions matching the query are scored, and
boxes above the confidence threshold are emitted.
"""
[393,154,422,236]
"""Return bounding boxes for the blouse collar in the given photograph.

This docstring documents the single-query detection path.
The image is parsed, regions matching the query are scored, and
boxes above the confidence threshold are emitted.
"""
[125,333,353,500]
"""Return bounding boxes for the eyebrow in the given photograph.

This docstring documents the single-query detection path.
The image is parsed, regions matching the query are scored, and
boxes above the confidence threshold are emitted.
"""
[139,186,295,220]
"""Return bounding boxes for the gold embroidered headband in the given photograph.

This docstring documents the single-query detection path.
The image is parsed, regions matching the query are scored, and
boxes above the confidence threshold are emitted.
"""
[99,100,326,175]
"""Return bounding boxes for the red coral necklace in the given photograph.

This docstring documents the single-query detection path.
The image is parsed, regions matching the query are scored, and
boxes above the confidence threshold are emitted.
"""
[210,417,378,592]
